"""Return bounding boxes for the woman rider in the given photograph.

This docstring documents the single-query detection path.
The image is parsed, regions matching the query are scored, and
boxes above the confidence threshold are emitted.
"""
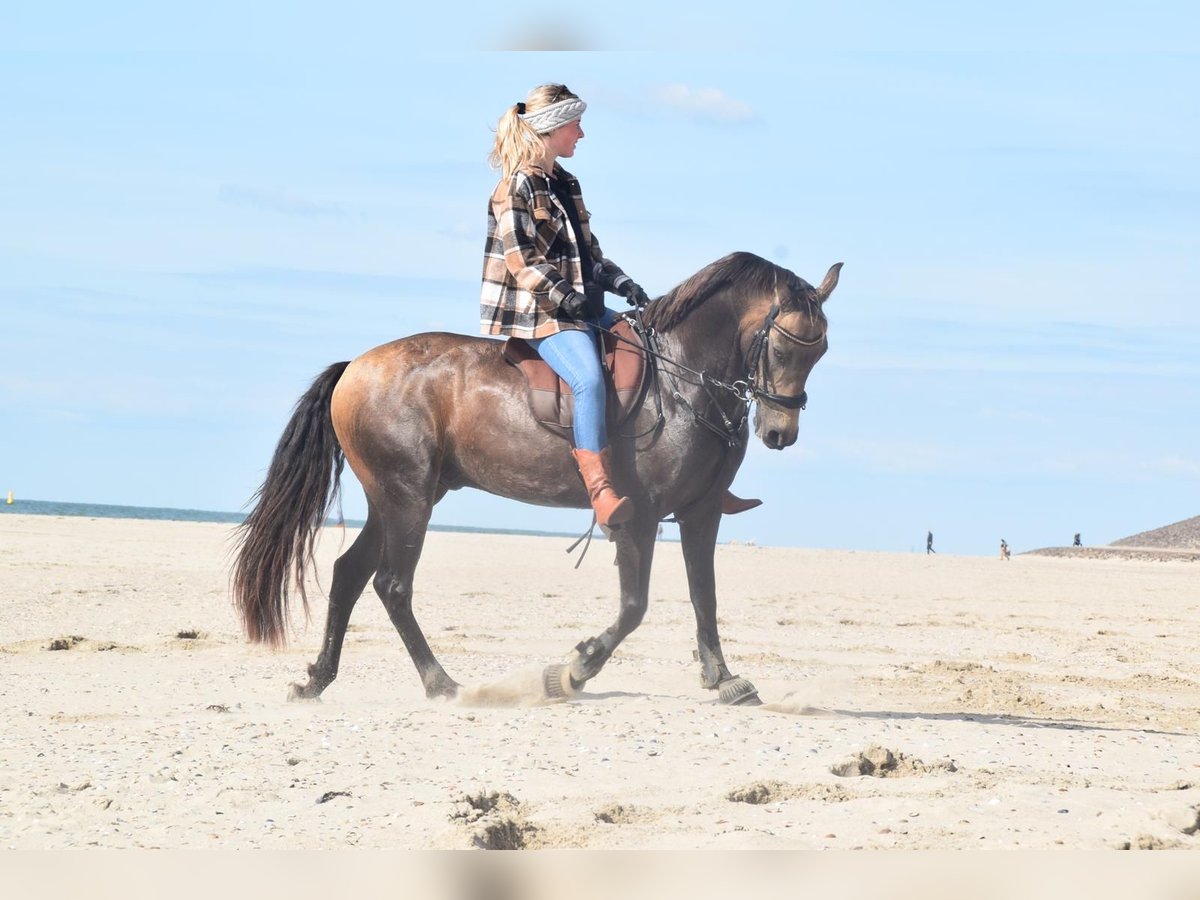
[480,83,759,527]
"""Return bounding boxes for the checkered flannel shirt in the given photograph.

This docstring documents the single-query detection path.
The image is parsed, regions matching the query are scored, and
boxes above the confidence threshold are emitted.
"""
[480,163,631,339]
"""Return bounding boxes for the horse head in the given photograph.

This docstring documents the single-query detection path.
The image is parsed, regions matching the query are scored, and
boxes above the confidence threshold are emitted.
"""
[749,262,841,450]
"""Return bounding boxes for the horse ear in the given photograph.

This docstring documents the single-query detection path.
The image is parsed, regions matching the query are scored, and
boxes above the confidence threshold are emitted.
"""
[816,262,843,304]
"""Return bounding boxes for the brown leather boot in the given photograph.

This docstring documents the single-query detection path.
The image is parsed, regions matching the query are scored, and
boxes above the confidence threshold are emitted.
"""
[572,448,634,527]
[722,490,762,515]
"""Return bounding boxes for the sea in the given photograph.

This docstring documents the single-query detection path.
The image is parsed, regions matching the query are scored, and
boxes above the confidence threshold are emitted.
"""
[0,498,580,540]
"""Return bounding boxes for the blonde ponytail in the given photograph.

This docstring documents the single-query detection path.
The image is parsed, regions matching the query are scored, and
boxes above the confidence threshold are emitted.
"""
[488,84,582,179]
[488,104,544,178]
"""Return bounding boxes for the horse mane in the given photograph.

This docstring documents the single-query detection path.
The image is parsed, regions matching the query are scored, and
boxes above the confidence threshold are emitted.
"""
[642,251,820,332]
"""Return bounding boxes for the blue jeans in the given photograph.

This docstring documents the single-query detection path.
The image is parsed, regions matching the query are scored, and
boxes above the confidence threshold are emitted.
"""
[529,307,616,453]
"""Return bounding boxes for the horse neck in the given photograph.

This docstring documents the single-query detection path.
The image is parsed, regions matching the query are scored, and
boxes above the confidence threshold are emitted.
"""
[663,288,772,383]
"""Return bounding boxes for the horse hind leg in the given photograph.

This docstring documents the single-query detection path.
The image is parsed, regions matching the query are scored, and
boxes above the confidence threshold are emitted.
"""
[289,512,382,700]
[374,506,459,701]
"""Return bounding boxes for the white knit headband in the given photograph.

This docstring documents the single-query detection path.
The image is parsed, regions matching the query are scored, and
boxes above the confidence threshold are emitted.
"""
[519,97,587,134]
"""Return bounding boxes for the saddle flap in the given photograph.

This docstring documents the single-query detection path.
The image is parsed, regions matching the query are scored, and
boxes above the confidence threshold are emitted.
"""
[502,317,649,438]
[605,318,645,396]
[502,338,562,395]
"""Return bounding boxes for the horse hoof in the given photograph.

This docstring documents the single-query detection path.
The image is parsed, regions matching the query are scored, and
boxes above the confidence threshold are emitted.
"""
[287,682,320,702]
[718,677,761,706]
[542,664,579,703]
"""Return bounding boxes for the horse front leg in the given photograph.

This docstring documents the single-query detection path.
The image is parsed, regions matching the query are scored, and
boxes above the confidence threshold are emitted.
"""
[677,502,761,705]
[547,517,657,697]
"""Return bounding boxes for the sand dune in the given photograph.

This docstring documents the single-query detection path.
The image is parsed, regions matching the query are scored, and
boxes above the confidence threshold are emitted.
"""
[1027,513,1200,562]
[1111,515,1200,551]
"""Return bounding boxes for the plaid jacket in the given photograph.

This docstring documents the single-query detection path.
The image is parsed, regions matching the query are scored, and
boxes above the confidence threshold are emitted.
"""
[480,163,631,338]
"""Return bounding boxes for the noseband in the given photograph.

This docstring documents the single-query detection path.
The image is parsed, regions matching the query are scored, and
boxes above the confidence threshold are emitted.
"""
[742,303,825,411]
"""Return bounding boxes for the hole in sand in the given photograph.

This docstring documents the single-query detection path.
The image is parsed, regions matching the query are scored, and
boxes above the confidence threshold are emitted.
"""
[830,745,957,778]
[47,636,86,651]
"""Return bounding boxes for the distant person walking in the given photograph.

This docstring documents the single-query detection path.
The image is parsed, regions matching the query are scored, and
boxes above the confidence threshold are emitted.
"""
[1073,533,1082,547]
[1000,539,1010,560]
[926,530,935,554]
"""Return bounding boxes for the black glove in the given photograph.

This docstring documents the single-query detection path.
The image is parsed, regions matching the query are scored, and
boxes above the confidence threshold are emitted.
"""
[617,279,650,308]
[559,290,588,319]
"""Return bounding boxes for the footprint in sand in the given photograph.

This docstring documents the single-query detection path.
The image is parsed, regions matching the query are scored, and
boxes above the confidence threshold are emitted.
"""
[44,635,123,652]
[726,780,853,804]
[830,745,957,778]
[593,802,657,824]
[450,790,541,849]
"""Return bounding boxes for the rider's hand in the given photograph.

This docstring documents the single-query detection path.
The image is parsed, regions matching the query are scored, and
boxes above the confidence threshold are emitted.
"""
[559,290,588,319]
[617,279,650,308]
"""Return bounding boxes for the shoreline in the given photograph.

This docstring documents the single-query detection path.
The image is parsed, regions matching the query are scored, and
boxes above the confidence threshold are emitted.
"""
[7,501,1198,560]
[0,500,587,541]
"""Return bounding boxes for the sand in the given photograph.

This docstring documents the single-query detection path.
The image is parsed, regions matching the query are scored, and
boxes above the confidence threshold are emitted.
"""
[1,513,1198,851]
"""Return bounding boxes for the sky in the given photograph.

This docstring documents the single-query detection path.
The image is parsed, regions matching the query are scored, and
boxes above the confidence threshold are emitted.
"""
[3,3,1199,555]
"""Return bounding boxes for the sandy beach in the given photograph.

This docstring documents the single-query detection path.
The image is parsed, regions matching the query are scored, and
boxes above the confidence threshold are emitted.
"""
[1,513,1198,852]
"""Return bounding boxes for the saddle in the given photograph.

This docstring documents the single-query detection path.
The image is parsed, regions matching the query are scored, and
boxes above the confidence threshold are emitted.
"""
[502,317,649,440]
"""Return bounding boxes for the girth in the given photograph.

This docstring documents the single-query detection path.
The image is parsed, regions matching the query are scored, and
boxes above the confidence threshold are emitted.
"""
[502,317,649,440]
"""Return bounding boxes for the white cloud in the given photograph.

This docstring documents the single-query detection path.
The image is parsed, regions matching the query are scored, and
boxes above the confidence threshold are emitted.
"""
[818,436,960,475]
[977,407,1053,424]
[650,84,757,124]
[1146,455,1200,479]
[219,185,347,218]
[0,372,194,417]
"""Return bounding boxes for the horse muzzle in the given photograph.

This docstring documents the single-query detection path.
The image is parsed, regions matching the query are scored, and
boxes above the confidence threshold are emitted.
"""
[755,407,799,450]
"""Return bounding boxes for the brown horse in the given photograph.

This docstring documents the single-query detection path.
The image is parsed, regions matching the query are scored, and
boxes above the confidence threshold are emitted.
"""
[232,251,840,705]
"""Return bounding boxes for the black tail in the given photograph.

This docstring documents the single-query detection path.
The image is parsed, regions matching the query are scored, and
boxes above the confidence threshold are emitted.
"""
[231,361,350,647]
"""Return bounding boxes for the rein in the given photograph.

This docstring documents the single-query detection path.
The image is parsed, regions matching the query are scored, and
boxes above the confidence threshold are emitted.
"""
[592,286,824,448]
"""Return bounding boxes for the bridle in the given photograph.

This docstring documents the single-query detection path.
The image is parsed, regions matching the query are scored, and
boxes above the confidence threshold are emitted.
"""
[569,290,823,562]
[598,281,826,448]
[741,302,826,412]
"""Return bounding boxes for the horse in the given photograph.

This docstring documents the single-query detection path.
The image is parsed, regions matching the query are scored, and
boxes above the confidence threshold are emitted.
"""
[231,251,841,706]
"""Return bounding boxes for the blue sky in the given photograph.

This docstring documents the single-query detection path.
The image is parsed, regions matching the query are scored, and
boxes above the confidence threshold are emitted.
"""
[3,5,1198,554]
